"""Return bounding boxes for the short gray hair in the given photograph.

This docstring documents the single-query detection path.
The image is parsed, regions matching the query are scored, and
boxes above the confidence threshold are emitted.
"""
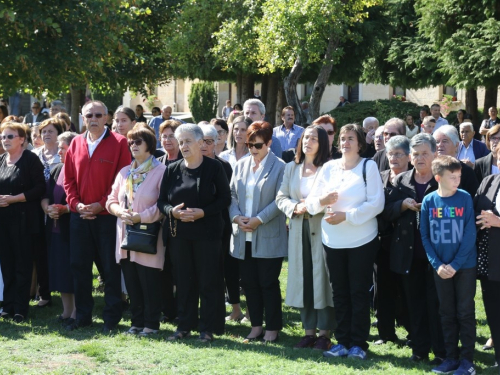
[385,135,410,155]
[384,117,405,135]
[433,125,460,146]
[51,100,64,108]
[57,131,78,145]
[363,117,379,128]
[200,125,218,145]
[410,132,436,153]
[459,122,474,131]
[174,123,203,141]
[243,98,265,116]
[82,100,108,115]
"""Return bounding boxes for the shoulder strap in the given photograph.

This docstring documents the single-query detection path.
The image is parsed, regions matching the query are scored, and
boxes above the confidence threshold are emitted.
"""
[362,158,369,187]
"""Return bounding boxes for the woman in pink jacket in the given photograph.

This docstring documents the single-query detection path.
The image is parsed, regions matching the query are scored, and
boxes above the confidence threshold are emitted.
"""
[107,124,166,336]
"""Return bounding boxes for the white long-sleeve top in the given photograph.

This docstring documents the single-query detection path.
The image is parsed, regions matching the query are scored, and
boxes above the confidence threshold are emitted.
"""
[305,158,385,249]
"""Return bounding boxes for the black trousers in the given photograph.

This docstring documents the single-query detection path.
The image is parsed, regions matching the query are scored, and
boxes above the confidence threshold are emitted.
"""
[70,213,122,325]
[169,237,225,334]
[121,258,162,330]
[434,267,476,362]
[0,214,33,317]
[239,242,283,330]
[402,260,445,358]
[324,237,379,351]
[223,229,240,305]
[480,278,500,363]
[33,232,51,301]
[159,240,177,320]
[375,249,410,341]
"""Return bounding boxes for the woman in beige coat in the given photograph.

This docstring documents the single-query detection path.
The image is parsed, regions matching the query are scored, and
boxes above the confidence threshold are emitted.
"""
[276,125,335,351]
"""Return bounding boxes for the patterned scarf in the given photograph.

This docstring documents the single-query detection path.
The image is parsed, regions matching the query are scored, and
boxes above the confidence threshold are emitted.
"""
[125,155,159,209]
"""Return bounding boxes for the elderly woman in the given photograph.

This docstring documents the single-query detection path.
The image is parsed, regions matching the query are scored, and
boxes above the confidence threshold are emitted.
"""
[382,133,445,363]
[158,124,230,342]
[107,125,166,336]
[220,116,251,169]
[276,126,335,350]
[433,125,479,196]
[474,146,500,366]
[475,125,500,184]
[229,121,287,344]
[375,136,411,345]
[210,119,229,155]
[114,107,136,137]
[158,120,183,166]
[41,131,78,324]
[0,122,45,323]
[200,126,242,321]
[306,124,384,360]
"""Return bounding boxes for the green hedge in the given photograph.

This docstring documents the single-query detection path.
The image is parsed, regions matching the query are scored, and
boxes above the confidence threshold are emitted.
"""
[327,99,421,127]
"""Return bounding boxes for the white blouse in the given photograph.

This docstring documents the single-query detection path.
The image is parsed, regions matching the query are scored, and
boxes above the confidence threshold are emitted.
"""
[244,152,269,241]
[305,158,385,249]
[219,149,250,170]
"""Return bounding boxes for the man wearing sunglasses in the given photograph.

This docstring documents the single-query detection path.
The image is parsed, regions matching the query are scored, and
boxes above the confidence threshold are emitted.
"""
[373,118,407,172]
[63,100,131,333]
[23,101,49,126]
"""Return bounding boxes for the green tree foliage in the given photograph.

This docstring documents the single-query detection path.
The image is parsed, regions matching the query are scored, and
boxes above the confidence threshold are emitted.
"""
[188,82,218,123]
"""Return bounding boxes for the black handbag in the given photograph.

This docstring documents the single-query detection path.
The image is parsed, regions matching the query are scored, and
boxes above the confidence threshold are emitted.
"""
[120,195,160,254]
[121,222,161,254]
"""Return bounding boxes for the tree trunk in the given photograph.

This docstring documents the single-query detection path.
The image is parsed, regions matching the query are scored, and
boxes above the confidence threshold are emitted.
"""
[483,86,498,118]
[236,72,243,105]
[241,74,255,102]
[260,74,269,107]
[309,37,340,121]
[276,81,285,127]
[70,86,84,133]
[265,73,279,125]
[465,88,479,138]
[284,57,305,125]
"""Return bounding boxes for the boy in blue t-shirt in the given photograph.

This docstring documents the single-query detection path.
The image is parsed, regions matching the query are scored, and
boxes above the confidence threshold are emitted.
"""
[420,155,477,375]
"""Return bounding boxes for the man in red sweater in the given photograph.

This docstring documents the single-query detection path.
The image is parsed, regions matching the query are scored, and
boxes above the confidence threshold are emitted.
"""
[64,100,131,332]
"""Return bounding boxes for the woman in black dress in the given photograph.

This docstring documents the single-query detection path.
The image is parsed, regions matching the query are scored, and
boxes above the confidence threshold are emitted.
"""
[0,122,45,323]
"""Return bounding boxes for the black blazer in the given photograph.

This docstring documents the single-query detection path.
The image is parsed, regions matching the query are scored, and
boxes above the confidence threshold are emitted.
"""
[473,174,500,281]
[373,149,389,172]
[474,153,494,185]
[24,112,50,125]
[45,163,70,242]
[157,156,231,242]
[459,161,479,198]
[215,155,233,236]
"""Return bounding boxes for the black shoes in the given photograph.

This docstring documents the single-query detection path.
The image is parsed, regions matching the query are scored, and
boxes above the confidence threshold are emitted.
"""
[66,319,93,331]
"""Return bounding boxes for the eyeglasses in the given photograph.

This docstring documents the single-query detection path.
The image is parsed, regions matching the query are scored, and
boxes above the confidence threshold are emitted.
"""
[1,134,20,140]
[128,139,144,147]
[32,106,40,110]
[217,130,227,136]
[84,113,104,119]
[375,135,384,140]
[387,152,406,159]
[245,142,265,150]
[490,136,500,142]
[203,139,215,145]
[383,132,399,137]
[161,134,176,140]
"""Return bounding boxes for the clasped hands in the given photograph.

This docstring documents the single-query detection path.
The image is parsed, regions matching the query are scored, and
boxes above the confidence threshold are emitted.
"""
[234,216,261,232]
[46,204,68,220]
[76,202,104,220]
[476,209,500,230]
[171,202,204,222]
[402,198,421,212]
[0,195,16,207]
[437,264,456,279]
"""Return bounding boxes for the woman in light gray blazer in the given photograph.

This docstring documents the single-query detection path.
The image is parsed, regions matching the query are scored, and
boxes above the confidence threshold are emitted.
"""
[229,121,286,344]
[276,126,335,351]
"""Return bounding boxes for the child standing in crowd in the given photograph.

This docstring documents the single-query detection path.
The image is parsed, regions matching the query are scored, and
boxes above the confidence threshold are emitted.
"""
[420,156,477,375]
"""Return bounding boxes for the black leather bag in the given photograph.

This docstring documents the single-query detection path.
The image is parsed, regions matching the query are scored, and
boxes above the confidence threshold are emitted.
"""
[121,221,161,254]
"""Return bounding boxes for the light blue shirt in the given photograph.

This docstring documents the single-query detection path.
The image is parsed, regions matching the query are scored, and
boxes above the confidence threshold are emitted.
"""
[432,117,449,133]
[273,124,304,151]
[149,115,185,148]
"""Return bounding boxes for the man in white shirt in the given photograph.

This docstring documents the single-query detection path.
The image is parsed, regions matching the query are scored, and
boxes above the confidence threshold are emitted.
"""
[23,101,49,125]
[430,103,449,133]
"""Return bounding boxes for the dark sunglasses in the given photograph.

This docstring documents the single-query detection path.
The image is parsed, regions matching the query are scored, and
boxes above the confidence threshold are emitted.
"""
[128,139,144,147]
[84,113,104,119]
[383,132,399,137]
[203,139,215,145]
[245,142,265,150]
[1,134,20,140]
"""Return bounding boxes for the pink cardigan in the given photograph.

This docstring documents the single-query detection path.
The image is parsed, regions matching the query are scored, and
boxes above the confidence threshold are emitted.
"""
[106,162,166,269]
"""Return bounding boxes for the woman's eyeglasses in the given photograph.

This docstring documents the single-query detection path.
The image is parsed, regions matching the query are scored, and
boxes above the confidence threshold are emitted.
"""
[203,139,215,145]
[245,142,265,150]
[128,139,144,147]
[1,134,20,140]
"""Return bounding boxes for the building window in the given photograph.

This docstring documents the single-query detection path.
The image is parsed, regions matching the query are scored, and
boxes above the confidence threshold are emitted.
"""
[393,87,406,97]
[444,86,457,99]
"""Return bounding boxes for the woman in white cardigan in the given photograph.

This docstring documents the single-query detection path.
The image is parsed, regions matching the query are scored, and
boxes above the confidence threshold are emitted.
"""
[306,124,385,360]
[276,126,335,351]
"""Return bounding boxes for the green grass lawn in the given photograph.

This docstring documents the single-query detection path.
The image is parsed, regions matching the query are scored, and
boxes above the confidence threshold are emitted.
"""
[0,261,498,374]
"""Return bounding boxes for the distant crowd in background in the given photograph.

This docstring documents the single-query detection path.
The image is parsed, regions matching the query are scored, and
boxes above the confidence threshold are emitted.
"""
[1,95,500,375]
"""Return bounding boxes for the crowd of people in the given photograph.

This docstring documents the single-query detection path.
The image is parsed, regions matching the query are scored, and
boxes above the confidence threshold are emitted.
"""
[1,97,500,374]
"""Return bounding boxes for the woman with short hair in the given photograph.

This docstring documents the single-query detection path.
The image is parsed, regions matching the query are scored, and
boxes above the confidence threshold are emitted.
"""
[0,122,45,323]
[306,124,384,360]
[158,124,231,342]
[158,120,183,166]
[229,121,287,344]
[276,125,335,350]
[107,125,166,336]
[210,119,229,155]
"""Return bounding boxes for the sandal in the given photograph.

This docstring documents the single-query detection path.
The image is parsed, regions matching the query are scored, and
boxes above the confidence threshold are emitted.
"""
[199,331,214,343]
[225,312,244,322]
[167,330,191,341]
